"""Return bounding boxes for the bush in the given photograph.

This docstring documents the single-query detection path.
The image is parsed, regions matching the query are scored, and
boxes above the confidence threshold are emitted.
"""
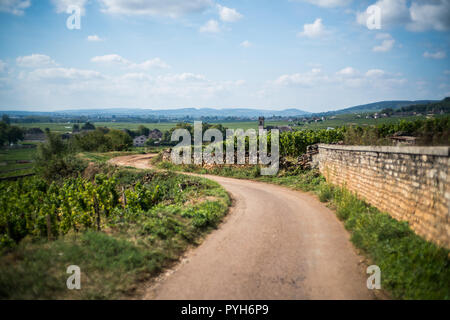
[34,132,87,181]
[342,116,450,146]
[72,129,132,152]
[317,183,334,202]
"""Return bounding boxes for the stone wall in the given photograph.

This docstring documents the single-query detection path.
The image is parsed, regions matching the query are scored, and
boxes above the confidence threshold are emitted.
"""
[317,144,450,249]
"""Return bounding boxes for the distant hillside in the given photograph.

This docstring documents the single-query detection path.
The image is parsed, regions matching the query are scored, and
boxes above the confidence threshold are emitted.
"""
[62,107,311,118]
[396,97,450,113]
[1,99,445,119]
[316,100,438,116]
[1,107,310,119]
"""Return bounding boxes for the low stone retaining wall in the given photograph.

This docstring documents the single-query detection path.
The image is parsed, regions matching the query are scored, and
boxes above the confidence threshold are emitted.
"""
[317,144,450,249]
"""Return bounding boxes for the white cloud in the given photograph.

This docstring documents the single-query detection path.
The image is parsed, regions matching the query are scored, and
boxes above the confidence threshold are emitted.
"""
[356,0,410,28]
[160,73,206,82]
[131,58,170,70]
[240,40,252,48]
[408,0,450,31]
[373,34,395,52]
[91,54,170,69]
[336,67,358,76]
[16,54,58,68]
[273,67,405,90]
[0,0,30,15]
[87,35,104,42]
[335,67,365,87]
[365,69,385,77]
[28,67,103,81]
[298,18,327,38]
[275,68,329,87]
[91,54,130,64]
[217,4,243,22]
[375,33,391,40]
[373,39,395,52]
[98,0,213,18]
[299,0,352,8]
[423,51,446,59]
[121,73,152,81]
[199,19,220,33]
[51,0,88,15]
[356,0,450,32]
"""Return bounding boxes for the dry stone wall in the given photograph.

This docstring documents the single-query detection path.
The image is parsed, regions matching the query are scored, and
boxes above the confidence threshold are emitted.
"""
[317,144,450,249]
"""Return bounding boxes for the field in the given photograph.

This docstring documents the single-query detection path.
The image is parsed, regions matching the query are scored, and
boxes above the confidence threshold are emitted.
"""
[15,114,441,134]
[0,147,36,179]
[18,122,177,133]
[0,145,166,179]
[17,121,295,133]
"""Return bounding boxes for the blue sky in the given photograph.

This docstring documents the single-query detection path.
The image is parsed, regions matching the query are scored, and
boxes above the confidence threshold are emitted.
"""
[0,0,449,112]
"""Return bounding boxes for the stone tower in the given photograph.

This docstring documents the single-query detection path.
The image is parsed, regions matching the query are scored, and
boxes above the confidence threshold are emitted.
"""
[258,117,265,135]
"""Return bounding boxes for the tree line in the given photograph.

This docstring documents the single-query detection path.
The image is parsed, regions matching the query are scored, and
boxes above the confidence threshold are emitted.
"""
[0,115,24,147]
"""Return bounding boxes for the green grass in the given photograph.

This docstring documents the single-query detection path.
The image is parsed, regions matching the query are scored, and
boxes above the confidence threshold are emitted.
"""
[79,151,139,163]
[155,159,450,300]
[17,121,283,133]
[331,187,449,300]
[0,147,36,178]
[0,168,230,299]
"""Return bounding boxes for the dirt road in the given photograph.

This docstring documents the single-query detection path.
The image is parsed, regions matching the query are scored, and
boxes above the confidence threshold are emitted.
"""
[109,154,375,300]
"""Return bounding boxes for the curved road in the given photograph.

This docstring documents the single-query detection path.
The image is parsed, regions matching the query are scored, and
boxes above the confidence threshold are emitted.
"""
[109,154,375,300]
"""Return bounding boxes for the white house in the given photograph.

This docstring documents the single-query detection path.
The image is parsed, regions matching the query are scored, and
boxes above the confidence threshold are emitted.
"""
[133,135,147,147]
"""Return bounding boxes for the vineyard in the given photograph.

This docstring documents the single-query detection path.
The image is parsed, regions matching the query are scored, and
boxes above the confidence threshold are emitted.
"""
[0,175,120,247]
[0,168,230,299]
[278,129,344,157]
[276,117,449,158]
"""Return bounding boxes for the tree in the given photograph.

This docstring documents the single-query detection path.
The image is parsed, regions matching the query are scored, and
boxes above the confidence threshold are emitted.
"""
[71,128,132,152]
[72,124,80,133]
[145,138,156,146]
[72,129,111,152]
[2,114,10,125]
[26,128,44,134]
[35,132,86,181]
[6,126,24,145]
[0,122,24,146]
[81,122,96,131]
[122,129,136,138]
[137,125,150,137]
[106,129,132,151]
[0,122,7,146]
[161,130,173,145]
[381,108,394,115]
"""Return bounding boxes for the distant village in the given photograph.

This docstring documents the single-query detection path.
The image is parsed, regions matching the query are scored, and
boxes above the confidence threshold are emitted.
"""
[23,124,164,148]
